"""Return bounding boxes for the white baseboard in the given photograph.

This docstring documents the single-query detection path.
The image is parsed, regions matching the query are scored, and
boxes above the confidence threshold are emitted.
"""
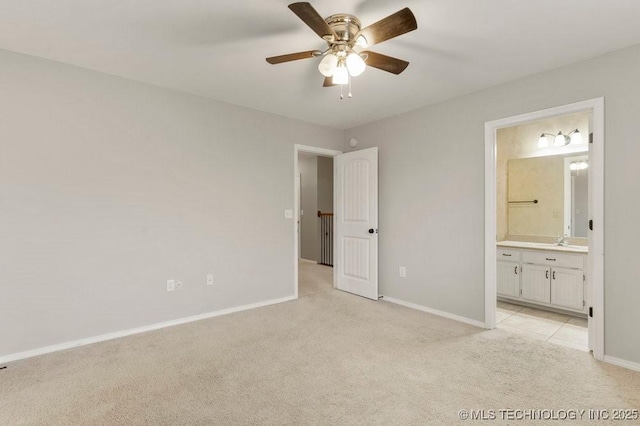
[382,296,486,328]
[0,295,297,365]
[604,355,640,372]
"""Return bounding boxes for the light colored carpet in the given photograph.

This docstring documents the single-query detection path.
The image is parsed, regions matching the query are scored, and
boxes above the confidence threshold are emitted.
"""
[298,260,333,298]
[1,262,639,425]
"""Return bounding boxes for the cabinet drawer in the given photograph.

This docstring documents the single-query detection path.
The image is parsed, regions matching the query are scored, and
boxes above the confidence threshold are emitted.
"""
[522,250,584,269]
[497,248,520,262]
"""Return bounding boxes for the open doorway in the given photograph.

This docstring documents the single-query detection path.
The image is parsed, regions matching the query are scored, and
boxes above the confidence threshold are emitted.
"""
[495,111,590,351]
[298,151,335,297]
[484,98,604,360]
[294,145,341,299]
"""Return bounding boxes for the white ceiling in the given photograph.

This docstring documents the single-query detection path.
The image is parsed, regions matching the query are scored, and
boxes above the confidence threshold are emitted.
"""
[2,0,640,129]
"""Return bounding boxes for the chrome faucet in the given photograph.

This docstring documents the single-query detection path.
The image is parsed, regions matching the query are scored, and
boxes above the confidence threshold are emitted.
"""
[556,235,568,246]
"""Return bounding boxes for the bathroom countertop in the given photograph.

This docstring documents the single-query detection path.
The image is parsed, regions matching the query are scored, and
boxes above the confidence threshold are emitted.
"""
[497,240,588,254]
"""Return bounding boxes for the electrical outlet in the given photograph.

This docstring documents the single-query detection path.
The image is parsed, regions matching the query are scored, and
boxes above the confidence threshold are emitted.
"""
[399,266,406,278]
[206,274,214,286]
[167,280,175,292]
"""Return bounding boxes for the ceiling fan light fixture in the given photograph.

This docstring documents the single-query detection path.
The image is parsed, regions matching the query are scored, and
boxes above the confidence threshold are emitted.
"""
[318,54,338,77]
[355,34,368,47]
[346,52,366,76]
[332,65,349,85]
[266,3,418,98]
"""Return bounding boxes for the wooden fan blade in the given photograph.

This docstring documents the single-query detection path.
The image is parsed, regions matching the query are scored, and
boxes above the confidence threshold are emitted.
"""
[358,8,417,47]
[288,2,337,40]
[266,50,320,64]
[323,76,336,87]
[363,51,409,74]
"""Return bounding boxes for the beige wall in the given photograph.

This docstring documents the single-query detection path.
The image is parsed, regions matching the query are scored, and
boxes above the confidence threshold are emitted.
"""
[507,156,564,236]
[496,112,589,240]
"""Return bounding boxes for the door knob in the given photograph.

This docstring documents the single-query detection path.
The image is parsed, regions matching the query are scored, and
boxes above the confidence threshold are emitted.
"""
[368,228,375,234]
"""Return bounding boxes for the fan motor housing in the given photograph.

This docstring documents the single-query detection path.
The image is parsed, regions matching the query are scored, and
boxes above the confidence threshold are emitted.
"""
[325,14,361,44]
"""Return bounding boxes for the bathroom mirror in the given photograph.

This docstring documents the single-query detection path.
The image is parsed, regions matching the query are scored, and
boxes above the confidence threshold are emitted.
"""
[564,155,588,237]
[507,153,588,238]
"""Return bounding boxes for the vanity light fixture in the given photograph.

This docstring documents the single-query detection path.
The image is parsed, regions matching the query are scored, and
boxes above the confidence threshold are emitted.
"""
[538,129,583,148]
[569,160,589,171]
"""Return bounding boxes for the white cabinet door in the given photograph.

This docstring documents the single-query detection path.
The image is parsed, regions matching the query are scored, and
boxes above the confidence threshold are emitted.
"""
[497,261,520,297]
[521,264,551,303]
[551,268,585,311]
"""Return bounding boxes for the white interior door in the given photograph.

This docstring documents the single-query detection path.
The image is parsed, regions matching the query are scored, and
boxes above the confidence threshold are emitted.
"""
[335,147,378,300]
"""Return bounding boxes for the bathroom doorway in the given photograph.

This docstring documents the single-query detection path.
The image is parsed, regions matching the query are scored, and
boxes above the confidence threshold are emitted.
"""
[484,98,604,360]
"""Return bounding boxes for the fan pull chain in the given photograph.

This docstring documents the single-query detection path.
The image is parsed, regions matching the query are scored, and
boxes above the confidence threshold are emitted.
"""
[340,84,344,100]
[348,75,353,98]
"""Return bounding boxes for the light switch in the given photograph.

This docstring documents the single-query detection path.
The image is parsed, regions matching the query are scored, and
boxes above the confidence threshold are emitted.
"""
[284,209,293,219]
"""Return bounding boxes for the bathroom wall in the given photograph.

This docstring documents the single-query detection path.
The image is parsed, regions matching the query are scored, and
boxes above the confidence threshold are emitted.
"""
[496,112,589,240]
[507,155,565,236]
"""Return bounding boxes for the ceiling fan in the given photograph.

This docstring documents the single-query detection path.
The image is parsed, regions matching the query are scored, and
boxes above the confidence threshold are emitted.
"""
[266,2,417,97]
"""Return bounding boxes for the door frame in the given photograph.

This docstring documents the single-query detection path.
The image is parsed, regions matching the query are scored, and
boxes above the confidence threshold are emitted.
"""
[294,144,342,298]
[484,97,604,361]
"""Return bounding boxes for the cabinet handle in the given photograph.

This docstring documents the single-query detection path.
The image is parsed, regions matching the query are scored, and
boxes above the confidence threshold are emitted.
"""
[514,266,518,275]
[502,253,512,257]
[553,271,556,280]
[545,258,556,261]
[546,270,549,279]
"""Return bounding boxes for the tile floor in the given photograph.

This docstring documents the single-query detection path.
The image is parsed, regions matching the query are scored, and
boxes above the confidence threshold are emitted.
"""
[496,301,589,352]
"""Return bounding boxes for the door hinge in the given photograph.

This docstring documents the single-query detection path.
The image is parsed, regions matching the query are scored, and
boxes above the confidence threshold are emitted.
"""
[583,274,586,282]
[589,220,593,231]
[589,307,593,317]
[589,132,594,144]
[583,300,586,307]
[520,289,523,295]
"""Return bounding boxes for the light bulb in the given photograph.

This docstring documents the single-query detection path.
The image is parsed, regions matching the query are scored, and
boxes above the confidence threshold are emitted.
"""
[554,132,566,146]
[570,162,578,171]
[538,134,549,148]
[570,130,582,145]
[346,53,366,77]
[332,65,348,85]
[579,161,589,170]
[318,54,338,77]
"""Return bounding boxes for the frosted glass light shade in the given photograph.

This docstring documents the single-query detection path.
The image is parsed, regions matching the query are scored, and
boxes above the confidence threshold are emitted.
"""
[538,134,549,148]
[570,130,583,144]
[346,53,366,76]
[332,65,348,85]
[554,132,566,146]
[318,54,338,77]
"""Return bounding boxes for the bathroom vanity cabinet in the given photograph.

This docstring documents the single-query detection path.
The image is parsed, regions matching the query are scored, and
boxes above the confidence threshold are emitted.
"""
[497,244,587,314]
